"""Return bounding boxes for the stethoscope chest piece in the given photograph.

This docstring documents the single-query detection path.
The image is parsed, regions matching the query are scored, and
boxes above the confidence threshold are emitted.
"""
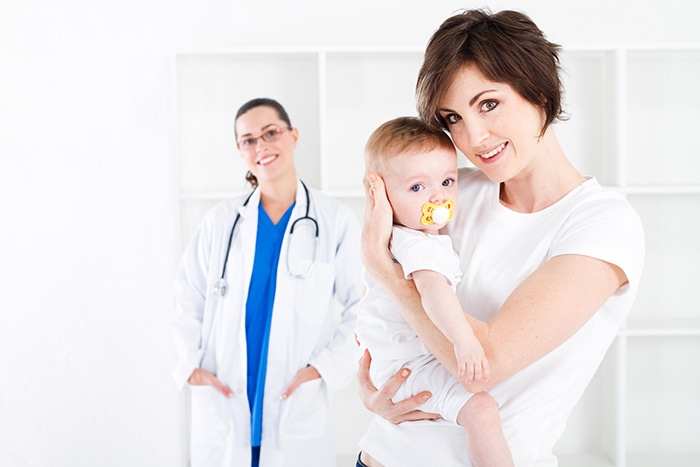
[213,279,227,297]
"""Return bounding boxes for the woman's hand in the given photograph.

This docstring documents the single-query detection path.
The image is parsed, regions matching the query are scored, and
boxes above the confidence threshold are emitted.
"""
[357,349,441,424]
[188,368,234,397]
[362,173,395,275]
[280,365,321,400]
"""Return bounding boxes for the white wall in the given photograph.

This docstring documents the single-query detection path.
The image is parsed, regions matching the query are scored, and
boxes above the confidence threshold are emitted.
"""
[1,1,698,466]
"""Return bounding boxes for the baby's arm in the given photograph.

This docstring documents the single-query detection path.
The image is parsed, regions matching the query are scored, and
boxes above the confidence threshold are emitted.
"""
[412,269,489,383]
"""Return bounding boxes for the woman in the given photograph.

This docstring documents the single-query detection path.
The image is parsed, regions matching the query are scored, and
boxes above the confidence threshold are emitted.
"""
[171,98,362,467]
[357,10,644,466]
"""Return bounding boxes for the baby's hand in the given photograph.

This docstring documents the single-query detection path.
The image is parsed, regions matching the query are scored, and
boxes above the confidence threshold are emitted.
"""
[454,338,490,383]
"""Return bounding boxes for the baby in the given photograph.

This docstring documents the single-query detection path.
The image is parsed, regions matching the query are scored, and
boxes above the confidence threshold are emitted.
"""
[355,116,513,466]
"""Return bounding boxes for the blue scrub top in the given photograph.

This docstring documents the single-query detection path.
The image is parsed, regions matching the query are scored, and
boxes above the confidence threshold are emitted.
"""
[245,201,295,450]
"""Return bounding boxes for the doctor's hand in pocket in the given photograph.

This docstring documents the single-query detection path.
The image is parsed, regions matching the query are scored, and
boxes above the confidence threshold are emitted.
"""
[280,365,321,400]
[188,368,234,397]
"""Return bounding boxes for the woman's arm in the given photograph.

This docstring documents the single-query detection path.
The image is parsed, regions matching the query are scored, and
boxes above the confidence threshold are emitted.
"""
[362,173,627,393]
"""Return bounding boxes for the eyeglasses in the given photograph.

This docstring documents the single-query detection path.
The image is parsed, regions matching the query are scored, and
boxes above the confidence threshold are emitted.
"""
[237,126,292,150]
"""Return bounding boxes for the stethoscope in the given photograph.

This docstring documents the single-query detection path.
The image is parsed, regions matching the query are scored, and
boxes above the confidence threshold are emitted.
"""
[212,180,319,297]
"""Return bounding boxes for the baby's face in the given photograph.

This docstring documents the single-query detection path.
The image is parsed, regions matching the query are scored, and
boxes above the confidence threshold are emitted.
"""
[383,146,458,233]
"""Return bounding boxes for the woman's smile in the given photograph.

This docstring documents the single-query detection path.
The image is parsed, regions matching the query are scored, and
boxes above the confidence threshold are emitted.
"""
[257,154,278,166]
[477,142,507,162]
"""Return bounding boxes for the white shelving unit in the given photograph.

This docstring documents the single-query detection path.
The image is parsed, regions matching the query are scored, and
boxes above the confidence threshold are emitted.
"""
[176,45,700,466]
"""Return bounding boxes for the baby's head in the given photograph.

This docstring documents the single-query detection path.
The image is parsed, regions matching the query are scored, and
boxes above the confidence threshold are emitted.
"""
[365,117,458,233]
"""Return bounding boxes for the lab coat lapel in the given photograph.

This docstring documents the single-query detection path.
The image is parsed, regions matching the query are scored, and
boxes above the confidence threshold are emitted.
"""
[238,188,261,291]
[214,189,260,396]
[266,180,306,379]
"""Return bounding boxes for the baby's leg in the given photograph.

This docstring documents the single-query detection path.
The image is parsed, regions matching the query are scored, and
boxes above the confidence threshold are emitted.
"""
[456,391,514,467]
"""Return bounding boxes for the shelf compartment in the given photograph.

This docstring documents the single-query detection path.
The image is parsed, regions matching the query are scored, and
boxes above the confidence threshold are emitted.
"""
[626,49,700,186]
[626,193,700,326]
[558,50,619,186]
[625,337,700,456]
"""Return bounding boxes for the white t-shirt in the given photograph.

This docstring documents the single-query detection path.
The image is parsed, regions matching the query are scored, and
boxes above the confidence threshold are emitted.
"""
[359,168,645,466]
[355,225,462,362]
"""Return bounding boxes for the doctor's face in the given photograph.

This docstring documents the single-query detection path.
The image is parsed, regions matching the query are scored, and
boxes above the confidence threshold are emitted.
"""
[383,146,458,234]
[235,105,298,186]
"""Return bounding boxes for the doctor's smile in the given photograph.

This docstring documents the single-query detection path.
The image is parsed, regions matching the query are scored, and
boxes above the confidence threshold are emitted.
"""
[257,154,277,166]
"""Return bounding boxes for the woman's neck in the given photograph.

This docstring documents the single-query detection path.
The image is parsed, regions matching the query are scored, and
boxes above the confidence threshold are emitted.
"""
[259,175,298,224]
[499,132,586,213]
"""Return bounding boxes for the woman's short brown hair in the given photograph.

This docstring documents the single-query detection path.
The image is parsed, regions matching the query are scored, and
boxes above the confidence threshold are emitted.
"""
[416,9,565,135]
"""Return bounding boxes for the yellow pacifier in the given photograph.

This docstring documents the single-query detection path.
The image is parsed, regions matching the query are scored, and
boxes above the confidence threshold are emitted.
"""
[421,200,455,225]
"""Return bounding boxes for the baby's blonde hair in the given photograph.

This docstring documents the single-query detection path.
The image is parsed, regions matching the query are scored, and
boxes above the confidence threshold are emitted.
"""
[364,116,455,175]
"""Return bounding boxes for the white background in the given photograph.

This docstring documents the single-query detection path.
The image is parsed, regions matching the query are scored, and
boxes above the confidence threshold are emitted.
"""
[2,1,699,466]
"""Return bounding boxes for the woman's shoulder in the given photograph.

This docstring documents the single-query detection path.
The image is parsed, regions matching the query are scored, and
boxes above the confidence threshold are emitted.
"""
[553,179,645,285]
[570,179,639,219]
[456,167,498,201]
[552,179,643,241]
[457,166,493,188]
[458,165,485,180]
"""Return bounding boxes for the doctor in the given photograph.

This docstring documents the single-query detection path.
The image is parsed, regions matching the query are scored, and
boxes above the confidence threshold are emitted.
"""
[171,98,363,467]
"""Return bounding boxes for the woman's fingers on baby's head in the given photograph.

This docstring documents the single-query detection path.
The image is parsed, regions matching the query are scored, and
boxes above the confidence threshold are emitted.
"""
[367,172,387,200]
[362,174,375,199]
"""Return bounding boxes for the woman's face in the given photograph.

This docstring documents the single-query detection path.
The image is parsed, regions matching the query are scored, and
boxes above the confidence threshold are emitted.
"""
[383,146,458,234]
[235,105,298,185]
[438,63,546,183]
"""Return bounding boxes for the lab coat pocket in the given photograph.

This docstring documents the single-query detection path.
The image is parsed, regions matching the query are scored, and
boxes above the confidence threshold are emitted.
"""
[280,378,328,440]
[294,262,334,323]
[190,385,232,444]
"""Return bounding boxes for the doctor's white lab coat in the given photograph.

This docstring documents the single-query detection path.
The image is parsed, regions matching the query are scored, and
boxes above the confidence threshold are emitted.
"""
[171,180,363,467]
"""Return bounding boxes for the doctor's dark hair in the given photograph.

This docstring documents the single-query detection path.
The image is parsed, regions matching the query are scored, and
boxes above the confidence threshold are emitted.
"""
[234,98,292,188]
[416,9,566,136]
[364,116,455,175]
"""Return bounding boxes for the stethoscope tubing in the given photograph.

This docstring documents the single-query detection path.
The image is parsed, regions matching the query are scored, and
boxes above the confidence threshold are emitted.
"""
[214,180,316,296]
[219,189,256,283]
